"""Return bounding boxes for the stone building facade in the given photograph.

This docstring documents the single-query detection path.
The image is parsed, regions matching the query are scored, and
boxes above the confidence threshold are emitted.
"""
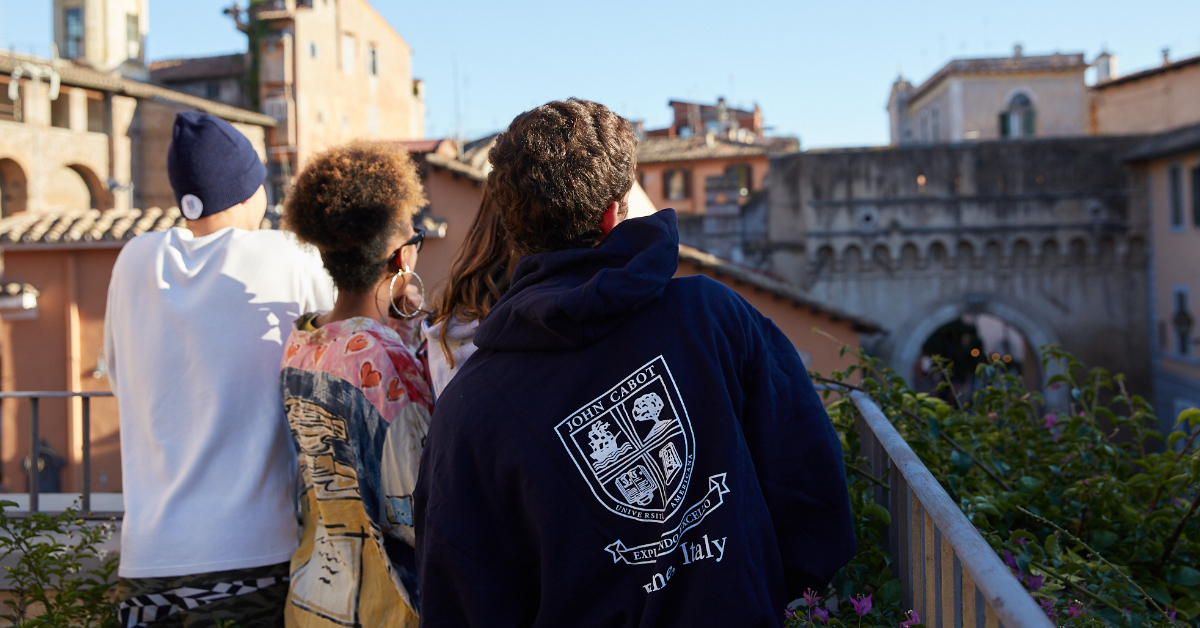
[1090,53,1200,136]
[53,0,149,80]
[888,46,1090,145]
[765,136,1152,404]
[155,0,427,202]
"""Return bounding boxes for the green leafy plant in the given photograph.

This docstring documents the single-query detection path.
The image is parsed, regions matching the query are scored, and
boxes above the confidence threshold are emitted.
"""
[807,345,1199,628]
[0,501,118,627]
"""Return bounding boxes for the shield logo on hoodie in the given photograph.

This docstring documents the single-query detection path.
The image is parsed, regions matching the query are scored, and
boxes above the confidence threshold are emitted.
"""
[555,356,696,522]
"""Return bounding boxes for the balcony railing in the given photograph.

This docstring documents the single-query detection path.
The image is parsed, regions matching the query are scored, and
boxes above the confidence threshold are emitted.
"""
[0,388,1053,625]
[0,390,116,519]
[849,390,1053,628]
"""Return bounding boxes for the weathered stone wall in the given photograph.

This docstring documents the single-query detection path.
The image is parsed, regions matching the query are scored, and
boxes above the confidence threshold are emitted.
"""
[766,136,1154,397]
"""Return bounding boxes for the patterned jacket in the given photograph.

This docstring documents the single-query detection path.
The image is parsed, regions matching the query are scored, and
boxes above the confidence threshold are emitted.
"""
[280,314,433,628]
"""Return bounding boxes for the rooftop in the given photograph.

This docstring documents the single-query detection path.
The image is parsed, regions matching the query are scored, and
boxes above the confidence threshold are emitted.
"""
[637,136,797,164]
[0,53,274,127]
[907,50,1088,103]
[0,207,188,248]
[149,53,247,83]
[1125,121,1200,162]
[1092,52,1200,91]
[677,245,882,333]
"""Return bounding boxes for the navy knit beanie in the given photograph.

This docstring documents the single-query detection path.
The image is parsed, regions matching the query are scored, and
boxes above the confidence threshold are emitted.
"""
[166,112,267,220]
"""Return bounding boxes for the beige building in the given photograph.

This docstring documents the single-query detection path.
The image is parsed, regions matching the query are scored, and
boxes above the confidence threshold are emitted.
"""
[1090,53,1200,136]
[1127,124,1200,428]
[156,0,427,202]
[53,0,150,80]
[888,46,1089,144]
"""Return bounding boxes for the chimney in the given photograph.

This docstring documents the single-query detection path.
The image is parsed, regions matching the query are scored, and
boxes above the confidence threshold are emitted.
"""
[1013,44,1023,58]
[1162,47,1171,65]
[1094,51,1119,83]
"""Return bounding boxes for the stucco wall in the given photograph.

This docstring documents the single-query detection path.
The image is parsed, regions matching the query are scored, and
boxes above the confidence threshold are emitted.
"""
[673,259,862,380]
[417,167,484,297]
[905,71,1088,142]
[1,247,121,494]
[638,156,768,215]
[1092,62,1200,136]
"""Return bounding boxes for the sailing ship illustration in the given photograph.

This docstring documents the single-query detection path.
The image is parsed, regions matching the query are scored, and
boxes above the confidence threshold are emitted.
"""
[589,421,633,472]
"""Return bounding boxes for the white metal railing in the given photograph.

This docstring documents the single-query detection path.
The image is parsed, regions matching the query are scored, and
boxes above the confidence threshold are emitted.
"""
[850,390,1053,628]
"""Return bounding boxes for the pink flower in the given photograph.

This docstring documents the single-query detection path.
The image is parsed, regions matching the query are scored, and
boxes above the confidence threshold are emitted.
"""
[1167,607,1177,621]
[1015,537,1028,545]
[1027,575,1044,591]
[850,594,873,616]
[1003,550,1018,570]
[803,588,822,608]
[1067,601,1086,618]
[899,610,921,628]
[1043,413,1058,429]
[1040,598,1056,618]
[813,608,830,624]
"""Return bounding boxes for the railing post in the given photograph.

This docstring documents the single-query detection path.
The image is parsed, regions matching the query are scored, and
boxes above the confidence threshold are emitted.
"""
[82,396,91,514]
[28,397,39,513]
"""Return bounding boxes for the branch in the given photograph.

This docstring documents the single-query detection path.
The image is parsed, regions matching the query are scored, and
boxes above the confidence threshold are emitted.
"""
[1016,506,1175,625]
[1027,559,1124,614]
[847,464,890,489]
[811,375,865,392]
[1156,489,1200,574]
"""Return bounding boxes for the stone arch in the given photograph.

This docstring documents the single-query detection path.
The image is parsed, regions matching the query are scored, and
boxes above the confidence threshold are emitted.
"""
[69,164,111,210]
[841,245,863,273]
[0,157,28,217]
[1040,238,1060,266]
[955,240,975,268]
[983,240,1003,268]
[1067,237,1088,266]
[1011,239,1032,268]
[899,242,920,270]
[891,294,1068,408]
[1097,236,1117,266]
[870,244,891,271]
[815,245,836,273]
[926,240,949,268]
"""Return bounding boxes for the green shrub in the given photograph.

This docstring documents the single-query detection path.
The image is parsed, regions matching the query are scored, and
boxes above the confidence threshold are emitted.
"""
[802,346,1199,628]
[0,501,118,627]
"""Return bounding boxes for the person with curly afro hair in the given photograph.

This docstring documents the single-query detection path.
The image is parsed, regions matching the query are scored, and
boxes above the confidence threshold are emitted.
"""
[278,141,433,628]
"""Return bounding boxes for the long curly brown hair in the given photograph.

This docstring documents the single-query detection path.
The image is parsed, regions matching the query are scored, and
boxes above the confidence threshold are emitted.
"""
[429,187,516,367]
[283,141,426,292]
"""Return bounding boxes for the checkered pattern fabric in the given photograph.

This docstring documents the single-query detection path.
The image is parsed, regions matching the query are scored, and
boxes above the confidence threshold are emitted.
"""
[117,576,288,627]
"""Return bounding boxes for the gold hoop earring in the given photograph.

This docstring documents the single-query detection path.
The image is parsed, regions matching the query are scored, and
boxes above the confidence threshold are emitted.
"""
[389,266,425,319]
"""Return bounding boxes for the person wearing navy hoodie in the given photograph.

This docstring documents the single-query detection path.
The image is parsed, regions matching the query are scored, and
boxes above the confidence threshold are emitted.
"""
[414,99,855,627]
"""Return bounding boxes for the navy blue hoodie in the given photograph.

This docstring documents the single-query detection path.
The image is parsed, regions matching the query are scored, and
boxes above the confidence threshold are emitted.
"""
[414,209,854,627]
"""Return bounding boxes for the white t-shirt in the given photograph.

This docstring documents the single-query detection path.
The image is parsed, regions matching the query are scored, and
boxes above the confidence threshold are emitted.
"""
[104,227,335,578]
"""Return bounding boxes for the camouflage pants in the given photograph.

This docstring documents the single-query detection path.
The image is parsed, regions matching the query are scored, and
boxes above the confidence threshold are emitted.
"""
[115,561,289,628]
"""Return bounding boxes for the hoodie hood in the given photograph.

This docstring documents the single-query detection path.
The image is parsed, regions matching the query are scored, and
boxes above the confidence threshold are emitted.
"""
[474,209,679,352]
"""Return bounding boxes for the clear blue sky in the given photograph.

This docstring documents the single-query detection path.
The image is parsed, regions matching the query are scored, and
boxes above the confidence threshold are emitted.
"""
[3,0,1198,148]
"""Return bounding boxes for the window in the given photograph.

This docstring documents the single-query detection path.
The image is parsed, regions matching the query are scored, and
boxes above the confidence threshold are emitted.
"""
[1173,287,1193,356]
[341,34,356,74]
[1169,164,1184,230]
[205,82,220,100]
[726,164,751,195]
[65,9,84,59]
[0,78,18,122]
[308,42,318,59]
[50,95,70,128]
[263,96,287,123]
[931,106,941,142]
[1191,165,1200,227]
[126,13,139,60]
[86,93,105,132]
[664,169,690,202]
[999,93,1035,138]
[366,44,379,76]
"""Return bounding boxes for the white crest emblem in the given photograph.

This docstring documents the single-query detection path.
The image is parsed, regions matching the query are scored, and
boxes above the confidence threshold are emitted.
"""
[180,194,204,220]
[555,356,695,522]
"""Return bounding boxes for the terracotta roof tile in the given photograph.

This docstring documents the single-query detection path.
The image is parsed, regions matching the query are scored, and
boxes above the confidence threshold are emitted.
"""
[0,207,187,246]
[149,54,247,83]
[636,137,796,164]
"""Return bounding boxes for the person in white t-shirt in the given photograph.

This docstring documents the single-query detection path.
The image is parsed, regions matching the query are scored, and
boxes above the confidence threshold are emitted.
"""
[104,112,335,627]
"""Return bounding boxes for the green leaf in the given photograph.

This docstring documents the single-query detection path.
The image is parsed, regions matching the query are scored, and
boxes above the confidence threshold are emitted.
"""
[1144,580,1172,605]
[1168,565,1200,588]
[863,502,891,525]
[1168,430,1187,449]
[1176,407,1200,429]
[1090,530,1118,550]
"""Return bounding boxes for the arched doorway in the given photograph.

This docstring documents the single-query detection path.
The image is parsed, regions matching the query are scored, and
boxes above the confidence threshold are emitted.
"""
[42,164,109,211]
[0,158,28,217]
[892,295,1067,408]
[913,313,1040,400]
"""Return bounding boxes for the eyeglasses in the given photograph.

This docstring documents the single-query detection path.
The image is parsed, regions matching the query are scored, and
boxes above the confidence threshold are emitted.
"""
[387,228,425,272]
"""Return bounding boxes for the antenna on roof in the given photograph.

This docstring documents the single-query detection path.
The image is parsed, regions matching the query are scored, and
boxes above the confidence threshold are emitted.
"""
[453,55,463,155]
